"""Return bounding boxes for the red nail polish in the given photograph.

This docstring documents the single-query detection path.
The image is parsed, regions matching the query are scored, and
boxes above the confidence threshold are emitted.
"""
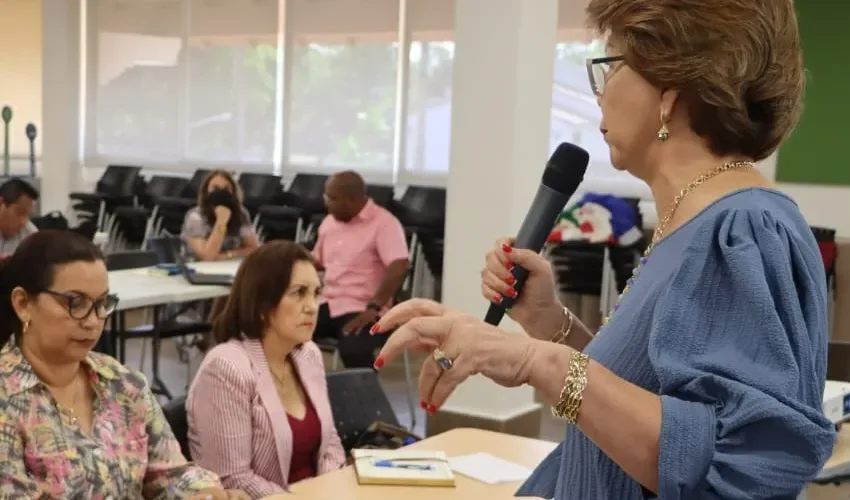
[370,324,381,334]
[507,288,517,298]
[505,261,513,271]
[501,243,512,253]
[506,275,516,285]
[492,294,502,304]
[420,400,427,409]
[427,404,437,414]
[374,356,385,369]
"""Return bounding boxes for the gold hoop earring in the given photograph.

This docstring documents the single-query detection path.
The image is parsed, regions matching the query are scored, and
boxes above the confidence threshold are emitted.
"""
[656,123,670,142]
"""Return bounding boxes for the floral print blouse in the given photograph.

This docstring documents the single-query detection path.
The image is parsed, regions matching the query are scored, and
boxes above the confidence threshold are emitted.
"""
[0,343,221,499]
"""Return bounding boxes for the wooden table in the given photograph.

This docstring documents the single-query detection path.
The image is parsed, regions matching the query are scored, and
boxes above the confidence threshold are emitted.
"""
[272,428,557,499]
[825,426,850,470]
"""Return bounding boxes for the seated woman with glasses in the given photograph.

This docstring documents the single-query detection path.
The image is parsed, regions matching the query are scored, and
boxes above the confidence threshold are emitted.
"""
[182,170,259,262]
[187,240,346,498]
[0,230,243,499]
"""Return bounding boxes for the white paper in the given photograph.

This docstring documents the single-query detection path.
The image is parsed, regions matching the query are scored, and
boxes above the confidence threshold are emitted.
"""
[448,452,533,484]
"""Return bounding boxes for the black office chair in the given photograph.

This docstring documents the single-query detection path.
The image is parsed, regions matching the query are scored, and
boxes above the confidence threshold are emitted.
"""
[106,250,159,272]
[394,186,446,298]
[238,173,283,217]
[69,165,143,232]
[185,169,213,199]
[161,396,192,460]
[367,184,395,209]
[113,176,191,248]
[326,368,400,451]
[257,173,327,242]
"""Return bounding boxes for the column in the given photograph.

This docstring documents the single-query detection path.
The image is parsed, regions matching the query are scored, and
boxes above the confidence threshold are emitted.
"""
[428,0,558,436]
[41,0,82,214]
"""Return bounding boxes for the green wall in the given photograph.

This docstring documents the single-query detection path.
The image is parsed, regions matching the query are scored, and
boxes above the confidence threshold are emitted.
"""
[776,2,850,185]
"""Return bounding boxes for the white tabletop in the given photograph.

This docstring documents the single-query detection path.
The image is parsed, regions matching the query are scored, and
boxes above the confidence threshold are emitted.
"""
[108,260,241,310]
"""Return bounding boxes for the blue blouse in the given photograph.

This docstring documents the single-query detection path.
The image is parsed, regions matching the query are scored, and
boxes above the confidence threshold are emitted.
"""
[517,188,835,499]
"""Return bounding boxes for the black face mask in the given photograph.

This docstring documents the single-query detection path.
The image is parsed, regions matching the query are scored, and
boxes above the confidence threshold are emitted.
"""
[207,188,235,208]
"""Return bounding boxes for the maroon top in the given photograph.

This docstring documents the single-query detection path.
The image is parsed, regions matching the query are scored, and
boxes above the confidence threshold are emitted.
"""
[286,395,322,483]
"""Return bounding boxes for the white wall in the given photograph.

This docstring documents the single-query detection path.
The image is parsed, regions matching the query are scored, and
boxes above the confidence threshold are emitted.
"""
[0,0,42,157]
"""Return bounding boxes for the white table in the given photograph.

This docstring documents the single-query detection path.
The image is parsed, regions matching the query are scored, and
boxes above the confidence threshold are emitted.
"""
[103,259,241,396]
[108,260,241,310]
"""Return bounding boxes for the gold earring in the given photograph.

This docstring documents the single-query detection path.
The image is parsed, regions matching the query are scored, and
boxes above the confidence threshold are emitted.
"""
[656,123,670,142]
[22,319,30,334]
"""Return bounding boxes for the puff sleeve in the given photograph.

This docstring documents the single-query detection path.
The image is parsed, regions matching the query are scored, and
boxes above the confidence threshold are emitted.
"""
[649,207,835,499]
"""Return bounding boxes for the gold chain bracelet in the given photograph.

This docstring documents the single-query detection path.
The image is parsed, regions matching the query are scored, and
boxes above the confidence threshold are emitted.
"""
[551,351,590,424]
[549,307,574,345]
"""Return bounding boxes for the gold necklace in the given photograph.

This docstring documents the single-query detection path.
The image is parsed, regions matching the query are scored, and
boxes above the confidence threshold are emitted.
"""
[51,375,85,424]
[601,161,755,327]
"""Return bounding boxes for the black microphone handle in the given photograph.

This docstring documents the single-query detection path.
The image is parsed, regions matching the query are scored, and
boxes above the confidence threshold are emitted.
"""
[484,184,570,326]
[484,265,530,325]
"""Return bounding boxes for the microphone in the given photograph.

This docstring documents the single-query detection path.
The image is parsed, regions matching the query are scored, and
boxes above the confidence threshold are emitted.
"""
[484,142,590,326]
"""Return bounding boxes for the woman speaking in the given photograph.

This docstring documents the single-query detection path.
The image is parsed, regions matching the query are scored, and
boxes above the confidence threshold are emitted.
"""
[370,0,835,498]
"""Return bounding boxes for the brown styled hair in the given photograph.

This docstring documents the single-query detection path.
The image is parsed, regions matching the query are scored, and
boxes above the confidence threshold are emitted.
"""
[587,0,804,161]
[0,231,105,347]
[197,169,246,235]
[210,240,316,344]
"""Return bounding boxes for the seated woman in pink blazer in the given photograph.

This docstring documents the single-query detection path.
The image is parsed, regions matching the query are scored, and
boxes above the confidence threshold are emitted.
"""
[187,240,346,498]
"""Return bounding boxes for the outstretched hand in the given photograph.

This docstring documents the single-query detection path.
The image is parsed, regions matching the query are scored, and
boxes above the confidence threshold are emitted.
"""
[370,299,537,412]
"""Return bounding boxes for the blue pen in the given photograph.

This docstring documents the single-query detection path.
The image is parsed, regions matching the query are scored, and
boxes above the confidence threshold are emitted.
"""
[374,459,433,471]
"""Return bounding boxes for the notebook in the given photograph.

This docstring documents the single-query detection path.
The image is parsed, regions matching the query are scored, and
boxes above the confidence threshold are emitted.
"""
[351,449,456,487]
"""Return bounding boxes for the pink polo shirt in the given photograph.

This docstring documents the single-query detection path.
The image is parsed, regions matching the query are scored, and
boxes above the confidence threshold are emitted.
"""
[313,199,409,317]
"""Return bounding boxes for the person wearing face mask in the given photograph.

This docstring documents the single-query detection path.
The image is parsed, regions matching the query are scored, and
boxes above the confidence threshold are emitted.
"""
[187,240,346,498]
[182,170,259,262]
[0,230,247,499]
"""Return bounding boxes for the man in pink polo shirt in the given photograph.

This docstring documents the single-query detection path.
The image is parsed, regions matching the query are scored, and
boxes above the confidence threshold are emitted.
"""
[312,171,410,368]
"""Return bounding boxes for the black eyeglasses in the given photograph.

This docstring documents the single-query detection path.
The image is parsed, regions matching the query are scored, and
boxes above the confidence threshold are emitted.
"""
[586,56,625,97]
[42,290,119,320]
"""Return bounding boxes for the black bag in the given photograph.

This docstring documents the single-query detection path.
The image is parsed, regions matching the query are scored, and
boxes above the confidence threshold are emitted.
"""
[31,211,69,231]
[346,421,422,464]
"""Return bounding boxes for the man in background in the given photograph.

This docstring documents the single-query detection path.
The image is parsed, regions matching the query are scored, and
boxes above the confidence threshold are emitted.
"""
[312,171,409,368]
[0,178,38,256]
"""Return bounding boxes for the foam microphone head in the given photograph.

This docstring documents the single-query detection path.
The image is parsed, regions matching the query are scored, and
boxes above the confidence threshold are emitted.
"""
[542,142,590,194]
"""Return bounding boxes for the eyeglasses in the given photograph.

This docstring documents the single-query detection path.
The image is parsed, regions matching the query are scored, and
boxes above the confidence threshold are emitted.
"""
[586,56,625,97]
[43,290,120,320]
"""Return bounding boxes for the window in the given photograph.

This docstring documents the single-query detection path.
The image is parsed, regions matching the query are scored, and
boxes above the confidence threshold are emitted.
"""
[185,0,281,165]
[94,0,184,162]
[402,0,455,182]
[91,0,282,170]
[87,0,458,182]
[287,0,400,178]
[551,19,649,196]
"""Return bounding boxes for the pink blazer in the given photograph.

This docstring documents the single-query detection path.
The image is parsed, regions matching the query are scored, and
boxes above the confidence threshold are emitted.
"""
[186,339,346,497]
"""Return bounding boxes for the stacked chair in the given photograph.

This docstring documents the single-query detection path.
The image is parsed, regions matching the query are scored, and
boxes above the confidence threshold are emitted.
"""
[393,186,446,301]
[257,173,328,243]
[112,175,190,249]
[152,169,211,237]
[69,165,144,249]
[238,173,284,219]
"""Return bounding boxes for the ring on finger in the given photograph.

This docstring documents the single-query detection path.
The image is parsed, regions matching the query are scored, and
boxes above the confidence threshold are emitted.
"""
[432,348,454,372]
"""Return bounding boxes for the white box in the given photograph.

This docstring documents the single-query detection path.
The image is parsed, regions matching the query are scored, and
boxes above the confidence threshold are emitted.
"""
[823,380,850,424]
